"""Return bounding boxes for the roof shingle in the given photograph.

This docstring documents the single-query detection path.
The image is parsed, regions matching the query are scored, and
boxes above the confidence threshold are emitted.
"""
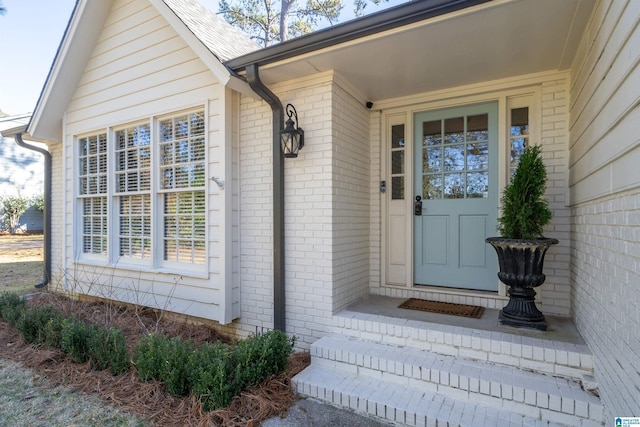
[162,0,260,63]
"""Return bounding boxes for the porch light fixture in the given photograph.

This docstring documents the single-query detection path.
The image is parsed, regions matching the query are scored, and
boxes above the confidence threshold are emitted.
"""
[280,104,304,158]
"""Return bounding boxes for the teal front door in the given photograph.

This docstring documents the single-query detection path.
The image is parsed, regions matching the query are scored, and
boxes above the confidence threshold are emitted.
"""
[414,102,498,291]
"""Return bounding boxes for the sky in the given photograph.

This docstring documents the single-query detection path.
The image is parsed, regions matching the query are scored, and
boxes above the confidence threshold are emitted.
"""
[0,0,403,117]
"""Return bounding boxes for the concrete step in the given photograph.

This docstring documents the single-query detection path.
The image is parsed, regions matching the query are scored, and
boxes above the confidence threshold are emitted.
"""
[332,308,594,383]
[294,364,569,427]
[302,335,603,426]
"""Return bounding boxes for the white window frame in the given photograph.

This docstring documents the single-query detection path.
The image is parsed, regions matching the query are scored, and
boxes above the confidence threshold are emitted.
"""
[76,132,109,263]
[74,108,208,276]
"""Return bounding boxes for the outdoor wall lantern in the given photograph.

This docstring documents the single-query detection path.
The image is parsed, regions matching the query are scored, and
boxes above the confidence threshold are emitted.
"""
[281,103,304,158]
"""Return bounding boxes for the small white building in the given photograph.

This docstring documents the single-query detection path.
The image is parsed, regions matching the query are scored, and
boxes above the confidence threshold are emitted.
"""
[6,0,638,424]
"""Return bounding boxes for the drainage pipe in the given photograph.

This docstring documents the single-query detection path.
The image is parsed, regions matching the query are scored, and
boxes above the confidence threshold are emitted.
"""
[245,64,286,332]
[14,133,51,288]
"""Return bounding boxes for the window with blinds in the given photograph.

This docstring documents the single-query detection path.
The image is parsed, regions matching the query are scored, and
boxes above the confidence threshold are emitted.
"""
[78,133,108,255]
[75,108,207,270]
[115,124,152,260]
[159,112,206,264]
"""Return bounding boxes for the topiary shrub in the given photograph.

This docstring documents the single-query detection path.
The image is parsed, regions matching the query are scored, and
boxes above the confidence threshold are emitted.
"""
[497,145,552,239]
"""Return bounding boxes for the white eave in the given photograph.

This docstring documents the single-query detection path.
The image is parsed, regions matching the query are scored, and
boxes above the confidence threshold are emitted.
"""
[28,0,254,143]
[230,0,596,104]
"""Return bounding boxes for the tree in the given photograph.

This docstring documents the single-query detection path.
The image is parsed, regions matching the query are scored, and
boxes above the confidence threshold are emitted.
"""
[219,0,388,47]
[0,1,6,16]
[32,194,45,213]
[1,194,30,235]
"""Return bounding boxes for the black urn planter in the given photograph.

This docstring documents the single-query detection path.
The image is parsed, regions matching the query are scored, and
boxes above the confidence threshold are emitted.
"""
[486,237,558,331]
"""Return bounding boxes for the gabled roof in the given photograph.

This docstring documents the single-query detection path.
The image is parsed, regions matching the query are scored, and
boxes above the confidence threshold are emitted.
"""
[29,0,259,143]
[162,0,259,62]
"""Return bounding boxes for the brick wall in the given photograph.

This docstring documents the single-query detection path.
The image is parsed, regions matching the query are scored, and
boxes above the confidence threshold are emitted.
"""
[568,0,640,419]
[236,73,370,348]
[571,189,640,418]
[538,78,572,317]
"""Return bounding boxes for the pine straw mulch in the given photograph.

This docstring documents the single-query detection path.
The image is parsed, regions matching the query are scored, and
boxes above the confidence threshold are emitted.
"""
[0,292,310,426]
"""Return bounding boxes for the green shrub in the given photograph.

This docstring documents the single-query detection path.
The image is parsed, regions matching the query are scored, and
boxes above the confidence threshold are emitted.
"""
[87,327,130,376]
[231,330,294,391]
[133,333,166,383]
[188,342,234,411]
[61,318,92,363]
[161,337,196,396]
[44,314,65,349]
[16,306,62,345]
[0,292,26,326]
[135,330,295,410]
[133,334,197,396]
[498,145,552,239]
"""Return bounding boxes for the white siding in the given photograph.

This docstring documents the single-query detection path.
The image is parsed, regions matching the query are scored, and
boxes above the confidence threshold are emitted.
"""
[60,0,232,324]
[569,0,640,420]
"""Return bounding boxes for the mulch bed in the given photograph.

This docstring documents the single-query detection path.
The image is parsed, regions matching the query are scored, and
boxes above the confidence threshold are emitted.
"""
[0,292,310,426]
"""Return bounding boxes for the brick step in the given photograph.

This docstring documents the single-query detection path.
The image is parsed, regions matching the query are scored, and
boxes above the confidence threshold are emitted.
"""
[294,364,569,427]
[306,335,603,426]
[333,309,594,382]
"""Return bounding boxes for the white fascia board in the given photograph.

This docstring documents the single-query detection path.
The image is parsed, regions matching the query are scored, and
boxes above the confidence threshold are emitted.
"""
[29,0,114,143]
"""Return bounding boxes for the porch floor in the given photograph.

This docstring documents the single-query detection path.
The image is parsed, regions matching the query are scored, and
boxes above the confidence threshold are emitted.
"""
[344,294,585,345]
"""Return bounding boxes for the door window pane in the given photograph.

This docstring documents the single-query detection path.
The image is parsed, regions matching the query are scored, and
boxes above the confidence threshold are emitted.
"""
[444,173,464,199]
[391,151,404,174]
[423,175,442,200]
[466,172,488,198]
[390,124,405,199]
[391,124,405,148]
[467,142,488,170]
[444,117,464,144]
[420,112,490,199]
[422,121,442,146]
[424,147,442,173]
[391,177,404,200]
[510,107,529,177]
[444,145,465,171]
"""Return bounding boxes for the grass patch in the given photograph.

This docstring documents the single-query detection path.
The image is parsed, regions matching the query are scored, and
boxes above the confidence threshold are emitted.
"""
[0,359,144,427]
[0,234,44,294]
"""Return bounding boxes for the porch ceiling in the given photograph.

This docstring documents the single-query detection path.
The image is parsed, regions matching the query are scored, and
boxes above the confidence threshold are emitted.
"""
[256,0,595,102]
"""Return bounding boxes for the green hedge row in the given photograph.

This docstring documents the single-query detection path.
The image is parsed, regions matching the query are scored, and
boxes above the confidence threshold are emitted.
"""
[0,292,295,411]
[133,329,295,410]
[0,292,129,375]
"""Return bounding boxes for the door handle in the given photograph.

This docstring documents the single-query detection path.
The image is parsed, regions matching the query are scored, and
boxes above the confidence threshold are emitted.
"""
[415,195,422,216]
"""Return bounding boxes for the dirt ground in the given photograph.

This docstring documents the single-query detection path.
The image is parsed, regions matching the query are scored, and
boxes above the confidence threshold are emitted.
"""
[0,234,45,294]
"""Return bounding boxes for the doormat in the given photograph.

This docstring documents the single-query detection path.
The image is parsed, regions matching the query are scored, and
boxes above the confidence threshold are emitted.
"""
[398,298,484,319]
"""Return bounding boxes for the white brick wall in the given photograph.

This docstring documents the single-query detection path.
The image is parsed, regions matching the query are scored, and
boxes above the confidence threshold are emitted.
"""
[330,83,370,313]
[569,0,640,420]
[538,78,572,317]
[571,189,640,419]
[235,73,370,348]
